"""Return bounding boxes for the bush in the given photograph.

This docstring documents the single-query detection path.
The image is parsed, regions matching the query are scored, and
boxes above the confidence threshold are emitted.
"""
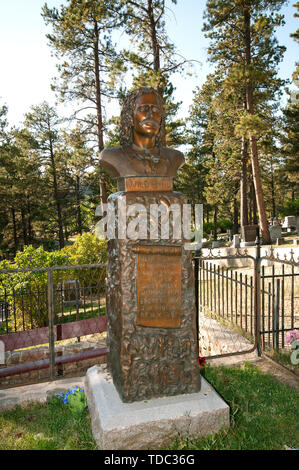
[63,233,107,286]
[279,197,299,217]
[217,219,233,231]
[0,234,107,330]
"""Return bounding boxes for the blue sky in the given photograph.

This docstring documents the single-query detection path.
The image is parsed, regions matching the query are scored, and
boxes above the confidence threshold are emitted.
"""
[0,0,297,129]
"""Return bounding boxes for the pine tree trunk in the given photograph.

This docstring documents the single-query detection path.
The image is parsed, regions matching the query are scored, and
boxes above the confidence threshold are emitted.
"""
[233,191,239,235]
[21,207,27,247]
[76,175,83,235]
[93,20,108,205]
[27,194,33,242]
[49,138,65,249]
[252,180,258,225]
[11,208,18,253]
[213,205,218,240]
[240,136,249,227]
[243,7,270,243]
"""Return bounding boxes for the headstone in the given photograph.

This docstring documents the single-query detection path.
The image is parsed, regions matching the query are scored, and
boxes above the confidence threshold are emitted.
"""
[241,224,259,242]
[269,225,282,243]
[232,234,240,248]
[85,87,229,449]
[282,216,299,230]
[240,224,258,246]
[227,229,233,241]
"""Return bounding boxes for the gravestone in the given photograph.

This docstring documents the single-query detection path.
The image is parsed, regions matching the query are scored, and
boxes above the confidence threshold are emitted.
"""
[85,87,229,449]
[241,224,258,246]
[232,234,240,248]
[269,225,282,243]
[282,216,299,231]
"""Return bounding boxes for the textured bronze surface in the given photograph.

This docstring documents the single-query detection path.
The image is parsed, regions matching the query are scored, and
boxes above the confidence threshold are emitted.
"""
[105,191,201,403]
[101,88,200,403]
[124,177,173,192]
[134,245,181,328]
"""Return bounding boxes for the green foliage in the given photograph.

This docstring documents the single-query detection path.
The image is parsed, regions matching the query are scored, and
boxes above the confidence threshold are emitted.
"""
[0,246,69,329]
[218,219,233,231]
[279,197,299,217]
[64,232,107,286]
[67,390,87,417]
[0,234,106,330]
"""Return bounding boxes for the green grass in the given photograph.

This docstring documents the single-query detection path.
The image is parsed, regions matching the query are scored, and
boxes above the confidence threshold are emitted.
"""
[169,362,299,450]
[0,396,97,450]
[0,363,298,450]
[57,303,106,323]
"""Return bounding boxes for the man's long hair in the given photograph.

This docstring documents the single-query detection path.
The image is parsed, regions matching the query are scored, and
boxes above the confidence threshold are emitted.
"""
[119,87,164,147]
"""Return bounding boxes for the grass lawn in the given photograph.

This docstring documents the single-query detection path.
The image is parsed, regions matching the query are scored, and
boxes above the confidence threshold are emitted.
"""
[0,362,298,450]
[0,396,97,450]
[170,362,299,451]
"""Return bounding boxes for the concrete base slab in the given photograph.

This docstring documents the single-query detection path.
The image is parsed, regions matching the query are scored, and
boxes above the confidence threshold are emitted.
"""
[84,365,230,450]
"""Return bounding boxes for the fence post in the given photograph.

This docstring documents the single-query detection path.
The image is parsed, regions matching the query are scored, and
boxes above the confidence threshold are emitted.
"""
[194,252,200,343]
[273,279,280,350]
[255,235,262,356]
[48,269,55,380]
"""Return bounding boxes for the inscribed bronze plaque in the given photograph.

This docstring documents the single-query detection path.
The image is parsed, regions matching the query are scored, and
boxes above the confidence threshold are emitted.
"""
[124,177,173,192]
[134,245,181,328]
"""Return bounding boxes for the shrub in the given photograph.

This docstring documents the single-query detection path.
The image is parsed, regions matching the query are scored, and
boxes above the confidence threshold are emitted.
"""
[0,234,107,330]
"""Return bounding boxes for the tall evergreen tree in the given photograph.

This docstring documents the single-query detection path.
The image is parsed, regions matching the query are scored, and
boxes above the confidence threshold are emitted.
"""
[203,0,287,243]
[119,0,188,145]
[42,0,126,204]
[24,103,66,249]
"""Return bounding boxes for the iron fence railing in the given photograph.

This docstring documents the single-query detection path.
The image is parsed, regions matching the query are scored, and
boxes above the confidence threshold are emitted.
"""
[194,244,299,359]
[0,280,105,334]
[0,263,107,381]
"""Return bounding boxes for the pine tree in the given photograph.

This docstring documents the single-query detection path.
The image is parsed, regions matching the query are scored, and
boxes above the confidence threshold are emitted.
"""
[119,0,188,145]
[203,0,287,243]
[24,103,66,249]
[42,0,126,204]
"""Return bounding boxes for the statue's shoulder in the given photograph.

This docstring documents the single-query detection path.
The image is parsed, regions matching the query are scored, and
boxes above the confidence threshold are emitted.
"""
[161,146,185,169]
[100,145,123,161]
[100,146,125,177]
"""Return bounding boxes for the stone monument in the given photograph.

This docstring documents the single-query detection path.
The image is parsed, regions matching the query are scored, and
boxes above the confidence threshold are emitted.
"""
[85,87,229,449]
[241,224,259,247]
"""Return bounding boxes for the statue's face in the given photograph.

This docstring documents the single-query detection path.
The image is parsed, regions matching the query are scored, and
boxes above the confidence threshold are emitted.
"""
[132,93,162,141]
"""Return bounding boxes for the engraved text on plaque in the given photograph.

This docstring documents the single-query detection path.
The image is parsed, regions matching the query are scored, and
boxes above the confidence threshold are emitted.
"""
[133,245,182,328]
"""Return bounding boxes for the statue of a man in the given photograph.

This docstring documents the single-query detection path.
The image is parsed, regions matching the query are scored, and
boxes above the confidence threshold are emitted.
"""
[100,87,184,178]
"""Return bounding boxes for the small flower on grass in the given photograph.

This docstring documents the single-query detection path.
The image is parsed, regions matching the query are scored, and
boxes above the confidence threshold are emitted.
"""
[57,386,86,416]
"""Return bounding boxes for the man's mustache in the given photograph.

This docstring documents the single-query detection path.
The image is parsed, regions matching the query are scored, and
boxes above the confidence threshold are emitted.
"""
[140,118,160,127]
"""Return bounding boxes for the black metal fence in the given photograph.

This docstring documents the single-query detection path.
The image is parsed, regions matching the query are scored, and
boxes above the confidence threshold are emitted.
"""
[260,263,298,351]
[0,263,107,382]
[194,246,299,359]
[0,279,105,334]
[197,261,256,337]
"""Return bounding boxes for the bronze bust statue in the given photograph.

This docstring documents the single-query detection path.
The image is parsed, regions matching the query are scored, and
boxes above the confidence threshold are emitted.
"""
[100,87,184,178]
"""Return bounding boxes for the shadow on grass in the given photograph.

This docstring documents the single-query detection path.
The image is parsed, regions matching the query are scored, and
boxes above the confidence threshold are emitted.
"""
[169,362,299,451]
